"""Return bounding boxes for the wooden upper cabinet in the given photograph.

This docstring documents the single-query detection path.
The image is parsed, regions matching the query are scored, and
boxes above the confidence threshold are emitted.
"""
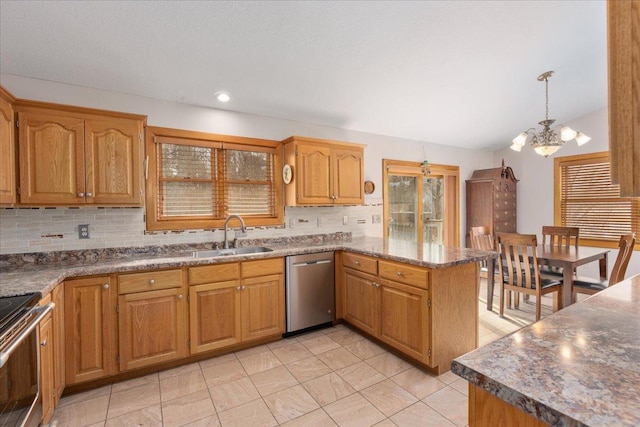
[0,86,16,205]
[333,147,365,204]
[15,101,145,206]
[297,142,333,204]
[85,117,143,205]
[283,136,365,206]
[18,111,85,204]
[608,0,640,197]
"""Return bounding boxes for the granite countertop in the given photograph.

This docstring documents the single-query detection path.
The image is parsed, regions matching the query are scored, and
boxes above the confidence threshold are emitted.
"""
[452,273,640,427]
[0,236,495,297]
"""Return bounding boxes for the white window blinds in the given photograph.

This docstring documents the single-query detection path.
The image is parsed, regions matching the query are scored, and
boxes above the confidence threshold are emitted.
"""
[558,153,640,243]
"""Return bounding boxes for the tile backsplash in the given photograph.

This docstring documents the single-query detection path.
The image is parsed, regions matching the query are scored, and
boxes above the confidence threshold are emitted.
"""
[0,202,383,255]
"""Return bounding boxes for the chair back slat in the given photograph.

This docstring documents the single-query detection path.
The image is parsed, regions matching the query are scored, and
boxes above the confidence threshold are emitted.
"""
[497,233,539,290]
[542,226,579,250]
[610,233,636,285]
[470,226,494,251]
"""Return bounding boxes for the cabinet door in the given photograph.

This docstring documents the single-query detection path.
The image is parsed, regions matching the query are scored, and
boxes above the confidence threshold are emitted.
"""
[333,147,364,204]
[85,117,143,205]
[378,280,429,364]
[240,274,284,342]
[189,281,241,354]
[296,143,333,205]
[52,285,65,405]
[39,314,54,424]
[18,111,85,204]
[0,91,15,205]
[118,287,187,371]
[65,276,115,385]
[344,269,379,337]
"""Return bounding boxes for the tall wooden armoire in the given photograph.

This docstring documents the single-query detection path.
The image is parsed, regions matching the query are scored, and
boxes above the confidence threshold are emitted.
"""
[465,162,518,247]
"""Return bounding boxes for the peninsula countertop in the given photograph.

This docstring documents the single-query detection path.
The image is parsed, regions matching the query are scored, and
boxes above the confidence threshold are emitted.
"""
[0,236,495,297]
[452,273,640,427]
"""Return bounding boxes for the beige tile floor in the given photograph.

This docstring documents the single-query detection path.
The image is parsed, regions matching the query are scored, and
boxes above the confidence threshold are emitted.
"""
[48,279,560,427]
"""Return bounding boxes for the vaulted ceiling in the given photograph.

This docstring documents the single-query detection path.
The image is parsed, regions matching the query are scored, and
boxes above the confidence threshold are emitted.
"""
[0,1,608,150]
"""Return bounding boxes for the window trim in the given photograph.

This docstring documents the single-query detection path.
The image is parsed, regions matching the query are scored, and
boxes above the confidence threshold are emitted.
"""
[554,151,639,250]
[145,126,283,231]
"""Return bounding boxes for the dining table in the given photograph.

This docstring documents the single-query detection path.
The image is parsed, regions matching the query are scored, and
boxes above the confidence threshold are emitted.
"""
[485,245,610,311]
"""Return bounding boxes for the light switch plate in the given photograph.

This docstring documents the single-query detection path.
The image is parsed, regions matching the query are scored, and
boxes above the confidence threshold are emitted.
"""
[79,224,90,239]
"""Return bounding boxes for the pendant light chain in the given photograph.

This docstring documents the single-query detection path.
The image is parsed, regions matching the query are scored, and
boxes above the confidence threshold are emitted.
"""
[545,77,549,121]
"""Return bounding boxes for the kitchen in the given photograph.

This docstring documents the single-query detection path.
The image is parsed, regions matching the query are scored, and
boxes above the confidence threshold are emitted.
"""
[1,1,639,426]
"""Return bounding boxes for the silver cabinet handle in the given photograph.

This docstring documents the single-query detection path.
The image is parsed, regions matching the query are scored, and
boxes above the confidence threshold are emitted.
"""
[149,279,155,285]
[86,192,93,197]
[177,294,183,300]
[78,192,84,197]
[103,284,109,289]
[237,286,241,291]
[374,282,380,288]
[41,339,47,347]
[241,286,246,290]
[397,271,403,276]
[354,260,360,265]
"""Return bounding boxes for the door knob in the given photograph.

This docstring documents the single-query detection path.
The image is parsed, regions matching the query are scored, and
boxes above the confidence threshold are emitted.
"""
[78,192,84,197]
[86,192,93,197]
[149,279,155,285]
[177,294,183,300]
[103,284,109,289]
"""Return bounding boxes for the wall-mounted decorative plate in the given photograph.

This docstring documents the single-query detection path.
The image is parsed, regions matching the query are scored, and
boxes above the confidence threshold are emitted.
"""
[283,164,293,184]
[364,180,375,194]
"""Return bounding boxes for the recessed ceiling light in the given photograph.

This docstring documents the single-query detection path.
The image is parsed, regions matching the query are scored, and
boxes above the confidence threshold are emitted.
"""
[214,92,231,103]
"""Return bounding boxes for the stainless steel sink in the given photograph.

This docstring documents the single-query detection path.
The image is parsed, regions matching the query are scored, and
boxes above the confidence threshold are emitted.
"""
[192,246,273,258]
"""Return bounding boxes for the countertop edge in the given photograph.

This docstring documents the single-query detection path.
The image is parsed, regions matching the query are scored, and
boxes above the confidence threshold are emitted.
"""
[450,360,585,427]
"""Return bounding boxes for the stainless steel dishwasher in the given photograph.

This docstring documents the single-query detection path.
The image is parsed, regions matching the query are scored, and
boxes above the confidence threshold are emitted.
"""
[285,251,335,335]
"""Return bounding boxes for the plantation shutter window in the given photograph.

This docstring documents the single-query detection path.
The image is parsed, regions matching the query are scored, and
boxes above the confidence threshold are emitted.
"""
[555,152,640,247]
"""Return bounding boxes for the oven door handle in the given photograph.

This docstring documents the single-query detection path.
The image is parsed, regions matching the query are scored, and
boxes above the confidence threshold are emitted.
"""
[0,302,54,368]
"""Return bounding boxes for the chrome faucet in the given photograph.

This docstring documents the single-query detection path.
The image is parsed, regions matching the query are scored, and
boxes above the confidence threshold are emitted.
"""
[223,215,247,249]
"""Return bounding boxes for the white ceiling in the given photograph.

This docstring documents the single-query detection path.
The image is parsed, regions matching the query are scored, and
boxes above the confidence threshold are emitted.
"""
[0,1,608,151]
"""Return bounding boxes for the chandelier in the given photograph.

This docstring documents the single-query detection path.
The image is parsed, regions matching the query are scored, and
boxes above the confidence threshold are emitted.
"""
[510,71,590,157]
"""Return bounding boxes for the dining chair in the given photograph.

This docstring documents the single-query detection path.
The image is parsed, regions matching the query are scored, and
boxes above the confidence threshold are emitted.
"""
[470,226,497,276]
[572,233,636,298]
[540,226,580,278]
[496,232,563,321]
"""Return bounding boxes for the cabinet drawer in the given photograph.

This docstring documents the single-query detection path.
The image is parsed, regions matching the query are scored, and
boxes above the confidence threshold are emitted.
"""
[342,252,378,275]
[118,269,183,294]
[241,258,284,278]
[378,260,429,289]
[189,263,239,285]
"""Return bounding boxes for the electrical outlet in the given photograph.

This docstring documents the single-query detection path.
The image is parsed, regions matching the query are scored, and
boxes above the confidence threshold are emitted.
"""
[372,215,381,224]
[342,216,348,225]
[289,218,296,228]
[78,224,90,239]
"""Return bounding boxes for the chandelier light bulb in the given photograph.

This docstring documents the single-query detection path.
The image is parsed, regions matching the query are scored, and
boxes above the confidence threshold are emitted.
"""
[575,132,591,146]
[560,126,577,142]
[510,143,522,152]
[512,132,528,146]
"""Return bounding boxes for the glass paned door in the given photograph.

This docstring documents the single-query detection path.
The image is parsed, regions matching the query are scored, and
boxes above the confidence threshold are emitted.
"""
[388,175,418,241]
[423,176,445,244]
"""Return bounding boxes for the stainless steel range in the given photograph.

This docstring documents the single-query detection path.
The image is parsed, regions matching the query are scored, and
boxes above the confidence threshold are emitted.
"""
[0,292,53,427]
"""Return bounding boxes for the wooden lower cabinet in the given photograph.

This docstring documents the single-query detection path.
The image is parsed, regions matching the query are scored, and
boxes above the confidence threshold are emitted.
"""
[64,276,116,385]
[378,279,429,364]
[344,269,379,336]
[189,259,284,354]
[118,284,188,371]
[240,274,284,341]
[52,285,65,405]
[189,280,241,353]
[39,312,54,424]
[341,251,478,373]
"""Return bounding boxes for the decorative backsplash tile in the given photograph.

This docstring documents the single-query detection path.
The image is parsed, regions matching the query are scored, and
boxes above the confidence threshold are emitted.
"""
[0,203,383,255]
